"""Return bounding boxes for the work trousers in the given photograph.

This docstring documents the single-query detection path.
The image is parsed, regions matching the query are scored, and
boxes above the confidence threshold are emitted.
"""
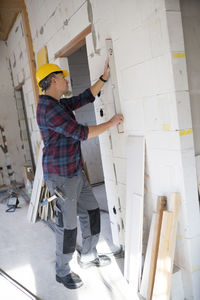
[46,171,100,277]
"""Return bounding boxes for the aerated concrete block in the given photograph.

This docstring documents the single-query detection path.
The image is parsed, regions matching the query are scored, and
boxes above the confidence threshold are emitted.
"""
[175,91,192,130]
[171,54,189,91]
[175,236,200,274]
[147,9,170,58]
[165,0,180,11]
[122,99,145,132]
[114,25,151,70]
[111,132,127,159]
[171,267,185,300]
[101,154,116,182]
[121,59,158,100]
[113,157,126,185]
[140,0,165,22]
[166,12,185,51]
[154,54,174,94]
[98,132,113,156]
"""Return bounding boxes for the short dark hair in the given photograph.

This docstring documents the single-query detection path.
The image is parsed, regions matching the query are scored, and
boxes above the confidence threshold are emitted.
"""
[40,71,62,92]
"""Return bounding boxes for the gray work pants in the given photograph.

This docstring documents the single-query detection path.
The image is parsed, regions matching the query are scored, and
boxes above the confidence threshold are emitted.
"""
[46,171,100,277]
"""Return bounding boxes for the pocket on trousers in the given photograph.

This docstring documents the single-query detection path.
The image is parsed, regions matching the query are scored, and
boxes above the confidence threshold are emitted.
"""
[54,203,63,228]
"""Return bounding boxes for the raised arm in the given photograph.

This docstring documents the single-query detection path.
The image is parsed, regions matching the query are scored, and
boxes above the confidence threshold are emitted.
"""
[90,58,110,97]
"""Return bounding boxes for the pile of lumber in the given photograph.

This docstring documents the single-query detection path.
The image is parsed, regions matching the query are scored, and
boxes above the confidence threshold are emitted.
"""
[140,193,181,300]
[27,143,55,223]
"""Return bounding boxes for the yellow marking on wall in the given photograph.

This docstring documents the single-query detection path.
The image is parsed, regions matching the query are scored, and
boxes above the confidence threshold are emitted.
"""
[192,266,200,272]
[172,52,186,58]
[37,46,49,95]
[37,46,48,68]
[179,129,193,136]
[177,235,183,240]
[162,124,171,131]
[149,19,159,26]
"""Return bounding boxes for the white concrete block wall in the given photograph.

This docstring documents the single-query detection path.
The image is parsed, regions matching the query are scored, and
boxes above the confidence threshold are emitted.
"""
[6,13,40,166]
[89,0,199,297]
[0,42,28,183]
[180,0,200,158]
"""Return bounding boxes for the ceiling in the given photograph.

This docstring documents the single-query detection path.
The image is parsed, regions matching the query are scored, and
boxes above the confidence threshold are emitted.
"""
[0,0,24,41]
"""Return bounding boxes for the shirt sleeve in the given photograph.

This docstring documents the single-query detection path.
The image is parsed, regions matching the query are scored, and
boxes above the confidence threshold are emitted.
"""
[46,102,88,141]
[60,88,95,111]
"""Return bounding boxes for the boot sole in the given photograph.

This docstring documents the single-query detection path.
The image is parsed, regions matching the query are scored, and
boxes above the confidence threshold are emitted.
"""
[79,260,111,269]
[56,276,83,289]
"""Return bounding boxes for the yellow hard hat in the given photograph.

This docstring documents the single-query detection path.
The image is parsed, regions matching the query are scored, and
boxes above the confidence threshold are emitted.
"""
[36,63,69,87]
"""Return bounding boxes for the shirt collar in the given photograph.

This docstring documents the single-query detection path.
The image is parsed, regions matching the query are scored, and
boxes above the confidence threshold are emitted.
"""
[39,94,59,103]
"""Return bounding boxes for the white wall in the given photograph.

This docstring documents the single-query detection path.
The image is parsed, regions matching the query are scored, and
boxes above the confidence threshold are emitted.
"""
[180,1,200,298]
[7,14,41,163]
[85,0,200,298]
[181,0,200,155]
[0,41,28,184]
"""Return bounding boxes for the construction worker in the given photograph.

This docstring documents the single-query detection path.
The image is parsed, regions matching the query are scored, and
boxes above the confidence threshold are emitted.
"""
[36,60,124,289]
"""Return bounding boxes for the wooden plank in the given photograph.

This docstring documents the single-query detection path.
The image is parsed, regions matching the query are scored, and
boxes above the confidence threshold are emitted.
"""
[152,211,174,300]
[140,196,167,299]
[106,38,124,134]
[147,196,167,299]
[21,1,39,106]
[27,143,43,223]
[55,25,92,58]
[0,0,24,10]
[0,11,19,41]
[152,193,181,300]
[140,213,158,297]
[124,136,145,292]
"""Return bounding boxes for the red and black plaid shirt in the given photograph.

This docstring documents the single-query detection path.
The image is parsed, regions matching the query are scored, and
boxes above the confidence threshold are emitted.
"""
[36,88,95,180]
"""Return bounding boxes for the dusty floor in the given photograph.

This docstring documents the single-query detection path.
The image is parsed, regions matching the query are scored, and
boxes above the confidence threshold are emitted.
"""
[0,185,137,300]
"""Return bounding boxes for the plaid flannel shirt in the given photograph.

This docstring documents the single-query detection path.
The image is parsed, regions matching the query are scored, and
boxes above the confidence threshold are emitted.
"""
[36,88,95,180]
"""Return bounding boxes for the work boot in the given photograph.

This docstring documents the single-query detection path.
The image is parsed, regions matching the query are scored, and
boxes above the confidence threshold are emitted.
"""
[78,255,111,269]
[56,272,83,289]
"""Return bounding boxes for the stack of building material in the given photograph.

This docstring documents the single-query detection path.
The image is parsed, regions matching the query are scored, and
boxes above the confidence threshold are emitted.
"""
[27,143,54,223]
[140,193,181,300]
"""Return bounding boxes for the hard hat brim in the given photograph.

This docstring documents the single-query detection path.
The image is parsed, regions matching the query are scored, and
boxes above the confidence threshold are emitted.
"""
[62,69,68,78]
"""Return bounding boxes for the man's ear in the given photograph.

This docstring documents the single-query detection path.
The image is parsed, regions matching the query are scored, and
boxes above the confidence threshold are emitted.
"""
[51,76,57,85]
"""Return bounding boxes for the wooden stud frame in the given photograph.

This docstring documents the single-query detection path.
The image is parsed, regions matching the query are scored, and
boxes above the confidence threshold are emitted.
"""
[21,1,39,106]
[55,25,92,58]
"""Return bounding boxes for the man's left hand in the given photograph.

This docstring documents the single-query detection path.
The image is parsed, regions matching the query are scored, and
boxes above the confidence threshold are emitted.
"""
[102,58,110,81]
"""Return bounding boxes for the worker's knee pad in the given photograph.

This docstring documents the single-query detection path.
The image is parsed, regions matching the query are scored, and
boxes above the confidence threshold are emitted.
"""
[63,227,77,254]
[88,208,100,235]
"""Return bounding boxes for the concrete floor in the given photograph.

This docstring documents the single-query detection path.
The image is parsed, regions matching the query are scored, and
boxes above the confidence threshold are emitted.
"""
[0,185,138,300]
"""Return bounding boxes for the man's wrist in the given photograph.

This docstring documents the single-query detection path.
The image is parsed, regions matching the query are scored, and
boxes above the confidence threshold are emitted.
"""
[99,75,107,82]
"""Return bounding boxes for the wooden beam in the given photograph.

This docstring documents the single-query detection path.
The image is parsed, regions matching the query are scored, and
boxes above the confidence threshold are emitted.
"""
[147,196,167,299]
[152,193,181,300]
[55,24,92,58]
[140,196,167,299]
[0,0,24,10]
[0,11,19,40]
[21,0,39,106]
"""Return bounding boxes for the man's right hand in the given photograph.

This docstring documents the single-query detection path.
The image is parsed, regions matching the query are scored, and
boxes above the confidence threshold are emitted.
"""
[109,114,124,127]
[88,114,124,139]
